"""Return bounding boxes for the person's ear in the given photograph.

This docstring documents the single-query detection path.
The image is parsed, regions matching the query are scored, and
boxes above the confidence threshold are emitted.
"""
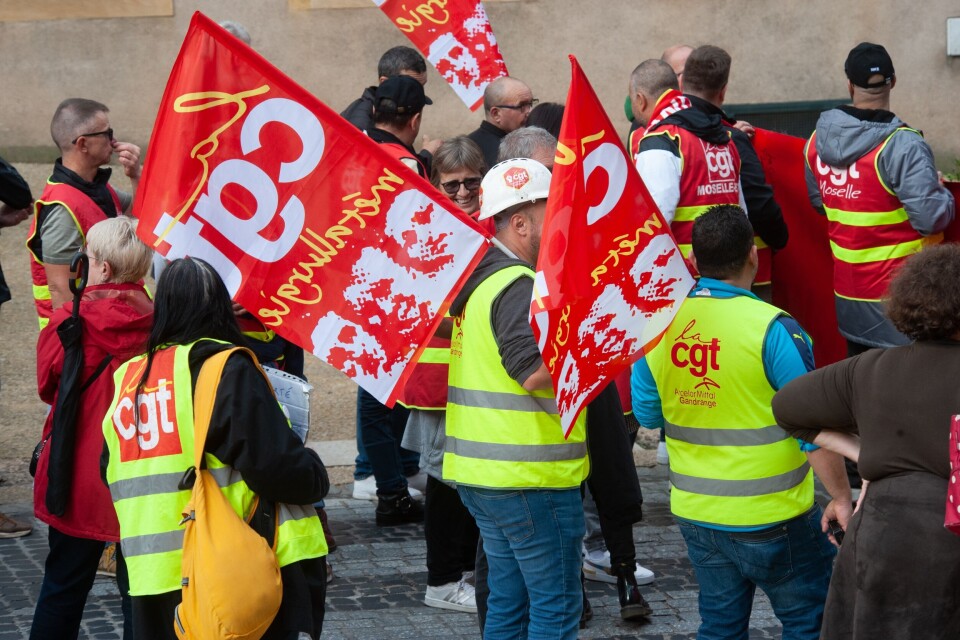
[510,209,527,236]
[847,80,855,99]
[889,75,897,90]
[689,250,698,273]
[411,112,422,132]
[718,84,728,105]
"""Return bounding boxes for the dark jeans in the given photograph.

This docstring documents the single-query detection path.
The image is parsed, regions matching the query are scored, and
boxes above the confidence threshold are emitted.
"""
[30,527,132,640]
[678,505,835,640]
[356,387,418,494]
[425,476,478,586]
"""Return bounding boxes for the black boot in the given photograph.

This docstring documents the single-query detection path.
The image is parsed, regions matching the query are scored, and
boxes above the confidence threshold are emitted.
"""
[616,562,652,621]
[375,489,424,526]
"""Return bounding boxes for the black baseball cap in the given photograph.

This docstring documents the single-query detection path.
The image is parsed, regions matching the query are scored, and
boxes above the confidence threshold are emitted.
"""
[844,42,895,89]
[374,75,432,115]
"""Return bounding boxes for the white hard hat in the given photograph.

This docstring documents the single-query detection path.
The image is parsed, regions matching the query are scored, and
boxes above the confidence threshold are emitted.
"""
[477,158,552,221]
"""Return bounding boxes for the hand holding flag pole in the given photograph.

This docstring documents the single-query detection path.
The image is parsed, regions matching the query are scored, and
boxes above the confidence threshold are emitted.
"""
[531,55,695,437]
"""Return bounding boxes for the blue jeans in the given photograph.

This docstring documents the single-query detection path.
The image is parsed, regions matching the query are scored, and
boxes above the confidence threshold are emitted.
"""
[678,504,836,640]
[459,486,584,640]
[355,388,419,493]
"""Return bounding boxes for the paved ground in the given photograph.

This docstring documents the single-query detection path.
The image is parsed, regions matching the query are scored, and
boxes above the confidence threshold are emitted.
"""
[0,465,788,640]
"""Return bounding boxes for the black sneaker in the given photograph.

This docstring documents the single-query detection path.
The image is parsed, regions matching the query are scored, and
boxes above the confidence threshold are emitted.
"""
[375,489,424,526]
[616,562,652,621]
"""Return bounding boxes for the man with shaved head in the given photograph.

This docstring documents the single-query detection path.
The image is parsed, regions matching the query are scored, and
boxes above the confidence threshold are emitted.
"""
[468,76,536,168]
[26,98,140,327]
[627,45,693,158]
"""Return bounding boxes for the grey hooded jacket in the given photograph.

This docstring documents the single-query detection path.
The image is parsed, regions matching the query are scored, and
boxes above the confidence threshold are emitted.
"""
[804,106,955,348]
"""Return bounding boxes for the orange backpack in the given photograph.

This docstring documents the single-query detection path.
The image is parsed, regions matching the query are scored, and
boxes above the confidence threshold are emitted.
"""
[174,348,283,639]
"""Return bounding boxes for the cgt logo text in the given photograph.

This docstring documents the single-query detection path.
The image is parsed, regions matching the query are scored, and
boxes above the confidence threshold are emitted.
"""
[703,142,735,182]
[815,157,862,199]
[111,379,183,460]
[670,319,720,407]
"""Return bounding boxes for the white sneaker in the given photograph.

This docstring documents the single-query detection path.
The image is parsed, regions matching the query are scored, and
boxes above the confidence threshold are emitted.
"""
[582,550,654,586]
[406,470,428,494]
[352,475,423,501]
[656,441,669,465]
[352,476,377,500]
[424,578,477,613]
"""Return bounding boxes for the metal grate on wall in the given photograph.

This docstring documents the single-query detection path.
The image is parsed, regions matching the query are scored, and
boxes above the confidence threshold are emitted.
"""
[725,99,849,139]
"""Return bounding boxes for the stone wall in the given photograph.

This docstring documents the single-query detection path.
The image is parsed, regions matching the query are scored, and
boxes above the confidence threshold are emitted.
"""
[2,0,958,167]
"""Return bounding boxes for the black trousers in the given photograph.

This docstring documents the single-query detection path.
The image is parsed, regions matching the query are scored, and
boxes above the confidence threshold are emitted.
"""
[584,383,644,568]
[30,527,132,640]
[425,475,479,586]
[131,559,327,640]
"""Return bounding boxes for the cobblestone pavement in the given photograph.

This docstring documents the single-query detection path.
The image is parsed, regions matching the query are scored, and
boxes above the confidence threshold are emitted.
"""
[1,465,785,639]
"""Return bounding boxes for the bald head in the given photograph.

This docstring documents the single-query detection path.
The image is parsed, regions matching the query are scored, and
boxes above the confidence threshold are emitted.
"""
[630,59,679,99]
[629,59,679,128]
[483,76,534,132]
[661,44,693,77]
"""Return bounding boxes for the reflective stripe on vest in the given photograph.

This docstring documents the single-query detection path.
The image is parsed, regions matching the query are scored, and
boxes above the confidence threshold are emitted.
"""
[104,342,326,595]
[27,181,121,327]
[644,293,812,527]
[443,265,589,489]
[806,128,937,301]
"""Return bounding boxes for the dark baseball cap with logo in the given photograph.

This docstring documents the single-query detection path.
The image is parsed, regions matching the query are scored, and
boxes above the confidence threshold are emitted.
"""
[844,42,895,89]
[374,75,432,115]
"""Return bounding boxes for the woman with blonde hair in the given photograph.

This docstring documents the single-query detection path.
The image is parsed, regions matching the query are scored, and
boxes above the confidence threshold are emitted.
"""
[32,215,153,639]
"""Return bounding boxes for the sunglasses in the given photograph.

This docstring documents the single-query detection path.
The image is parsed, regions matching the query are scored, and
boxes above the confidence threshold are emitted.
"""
[71,128,114,145]
[440,177,482,195]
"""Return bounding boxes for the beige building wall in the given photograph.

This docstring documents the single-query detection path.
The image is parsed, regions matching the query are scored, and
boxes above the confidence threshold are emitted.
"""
[1,0,958,168]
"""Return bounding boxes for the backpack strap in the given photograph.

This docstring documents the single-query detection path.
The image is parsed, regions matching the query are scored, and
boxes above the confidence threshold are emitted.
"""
[192,346,273,466]
[192,348,238,469]
[191,346,279,548]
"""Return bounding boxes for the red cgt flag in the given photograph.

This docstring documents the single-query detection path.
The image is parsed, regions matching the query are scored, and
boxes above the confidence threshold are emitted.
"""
[532,56,694,437]
[134,12,489,405]
[373,0,507,111]
[753,128,846,367]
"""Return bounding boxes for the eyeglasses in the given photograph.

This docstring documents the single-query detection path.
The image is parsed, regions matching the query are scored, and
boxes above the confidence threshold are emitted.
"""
[495,99,539,113]
[440,177,482,195]
[71,128,114,145]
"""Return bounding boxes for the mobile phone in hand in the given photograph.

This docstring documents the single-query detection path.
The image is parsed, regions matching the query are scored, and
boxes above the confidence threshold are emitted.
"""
[828,519,845,545]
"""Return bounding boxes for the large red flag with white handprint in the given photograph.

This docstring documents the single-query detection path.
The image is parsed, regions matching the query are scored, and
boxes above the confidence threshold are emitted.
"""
[532,56,694,437]
[373,0,508,111]
[134,12,489,404]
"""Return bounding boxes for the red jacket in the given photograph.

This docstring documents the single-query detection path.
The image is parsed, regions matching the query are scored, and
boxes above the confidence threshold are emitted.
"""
[34,283,153,541]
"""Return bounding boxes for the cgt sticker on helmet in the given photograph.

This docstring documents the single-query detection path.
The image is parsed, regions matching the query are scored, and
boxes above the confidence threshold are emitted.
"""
[503,167,530,190]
